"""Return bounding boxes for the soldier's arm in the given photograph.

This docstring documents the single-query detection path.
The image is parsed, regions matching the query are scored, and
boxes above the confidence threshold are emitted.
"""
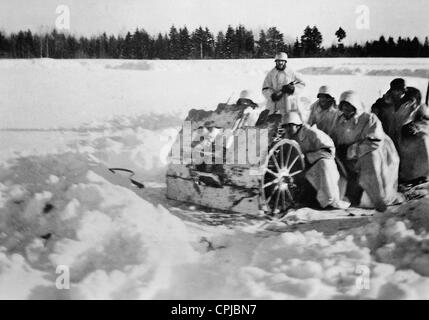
[371,99,383,117]
[307,102,318,125]
[416,103,429,120]
[262,71,275,100]
[306,129,335,163]
[292,71,306,89]
[349,114,384,159]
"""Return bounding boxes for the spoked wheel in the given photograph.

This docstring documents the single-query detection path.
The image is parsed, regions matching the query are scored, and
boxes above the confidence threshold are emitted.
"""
[261,139,305,217]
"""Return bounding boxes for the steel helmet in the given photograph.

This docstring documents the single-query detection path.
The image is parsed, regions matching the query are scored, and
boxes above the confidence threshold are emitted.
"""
[237,89,264,105]
[317,85,334,98]
[239,89,255,100]
[339,90,364,113]
[390,78,406,92]
[283,112,303,125]
[274,52,288,61]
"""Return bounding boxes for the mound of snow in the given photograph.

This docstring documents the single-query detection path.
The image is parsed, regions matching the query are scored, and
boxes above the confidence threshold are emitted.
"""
[74,127,178,181]
[0,152,197,299]
[298,66,361,75]
[105,61,152,71]
[154,228,429,299]
[349,197,429,278]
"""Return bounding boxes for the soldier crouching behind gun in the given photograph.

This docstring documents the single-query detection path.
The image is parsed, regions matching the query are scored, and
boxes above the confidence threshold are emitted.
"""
[282,112,350,210]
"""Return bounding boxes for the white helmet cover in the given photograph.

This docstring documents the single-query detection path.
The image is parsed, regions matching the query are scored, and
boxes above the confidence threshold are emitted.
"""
[283,111,303,125]
[274,52,288,61]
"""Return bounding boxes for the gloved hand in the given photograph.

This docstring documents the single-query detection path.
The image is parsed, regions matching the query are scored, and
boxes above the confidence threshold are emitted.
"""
[282,84,295,95]
[402,122,419,136]
[346,143,359,160]
[271,92,283,102]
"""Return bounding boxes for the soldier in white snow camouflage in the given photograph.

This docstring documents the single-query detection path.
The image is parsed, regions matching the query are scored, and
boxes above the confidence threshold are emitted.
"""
[262,52,306,120]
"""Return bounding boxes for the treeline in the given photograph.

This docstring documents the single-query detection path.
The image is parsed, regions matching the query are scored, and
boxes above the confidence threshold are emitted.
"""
[1,25,429,59]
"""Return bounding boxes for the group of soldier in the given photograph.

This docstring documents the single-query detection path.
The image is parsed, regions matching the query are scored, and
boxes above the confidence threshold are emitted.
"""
[239,52,429,212]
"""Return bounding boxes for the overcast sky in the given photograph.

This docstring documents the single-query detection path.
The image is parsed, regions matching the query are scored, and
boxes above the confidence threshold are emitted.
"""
[1,0,428,45]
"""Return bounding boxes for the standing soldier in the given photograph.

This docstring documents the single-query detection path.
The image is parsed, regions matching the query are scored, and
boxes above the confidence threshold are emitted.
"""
[262,52,305,121]
[308,85,339,136]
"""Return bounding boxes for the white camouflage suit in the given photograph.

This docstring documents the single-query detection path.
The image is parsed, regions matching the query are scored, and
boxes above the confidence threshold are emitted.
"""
[289,124,346,208]
[262,67,305,119]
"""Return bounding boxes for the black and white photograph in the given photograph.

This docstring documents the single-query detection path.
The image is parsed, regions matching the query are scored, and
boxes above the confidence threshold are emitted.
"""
[1,0,429,301]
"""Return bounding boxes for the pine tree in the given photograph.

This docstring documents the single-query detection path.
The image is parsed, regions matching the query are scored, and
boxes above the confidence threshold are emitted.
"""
[387,37,396,56]
[153,33,168,59]
[107,35,119,58]
[256,30,269,58]
[15,31,26,58]
[234,25,246,57]
[204,27,215,58]
[335,27,346,54]
[311,26,323,54]
[300,26,323,56]
[0,31,9,57]
[404,37,413,57]
[335,27,346,44]
[397,37,405,57]
[189,26,214,59]
[215,31,225,58]
[179,26,192,59]
[292,38,301,57]
[122,32,134,59]
[96,32,108,58]
[190,27,204,58]
[423,37,429,57]
[131,29,141,59]
[65,34,78,58]
[411,37,421,57]
[168,25,180,59]
[266,27,285,56]
[76,36,89,58]
[244,30,255,58]
[223,25,235,58]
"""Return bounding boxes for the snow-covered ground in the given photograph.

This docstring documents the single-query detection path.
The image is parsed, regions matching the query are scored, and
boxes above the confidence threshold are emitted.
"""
[1,58,429,299]
[1,58,428,129]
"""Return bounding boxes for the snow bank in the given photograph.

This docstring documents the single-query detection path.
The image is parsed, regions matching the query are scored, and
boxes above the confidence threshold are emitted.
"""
[155,226,429,299]
[349,198,429,278]
[0,152,197,299]
[71,126,178,181]
[1,123,179,182]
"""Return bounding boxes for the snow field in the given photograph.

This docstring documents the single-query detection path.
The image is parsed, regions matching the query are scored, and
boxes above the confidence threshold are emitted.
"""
[1,58,429,299]
[1,58,428,129]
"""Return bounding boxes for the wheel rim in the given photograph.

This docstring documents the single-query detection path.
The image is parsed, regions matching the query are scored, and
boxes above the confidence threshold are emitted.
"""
[261,139,305,215]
